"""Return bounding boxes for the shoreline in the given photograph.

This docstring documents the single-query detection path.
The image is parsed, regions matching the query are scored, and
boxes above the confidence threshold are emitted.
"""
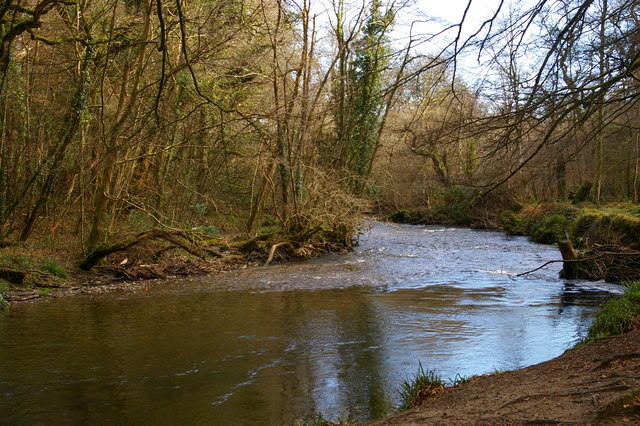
[366,320,640,425]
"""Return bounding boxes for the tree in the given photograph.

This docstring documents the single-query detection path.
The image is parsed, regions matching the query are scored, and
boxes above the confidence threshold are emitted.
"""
[343,0,393,194]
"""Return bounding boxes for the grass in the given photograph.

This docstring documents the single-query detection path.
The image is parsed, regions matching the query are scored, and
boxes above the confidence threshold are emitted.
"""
[299,412,354,425]
[41,260,68,278]
[449,373,473,386]
[586,281,640,341]
[397,362,445,411]
[0,293,8,310]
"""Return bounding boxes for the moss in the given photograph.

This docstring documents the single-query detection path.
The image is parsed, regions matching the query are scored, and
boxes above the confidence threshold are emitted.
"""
[529,214,571,244]
[572,181,593,204]
[586,281,640,341]
[572,212,640,249]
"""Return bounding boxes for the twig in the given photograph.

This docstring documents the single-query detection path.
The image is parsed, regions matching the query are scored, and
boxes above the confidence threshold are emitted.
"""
[517,251,640,277]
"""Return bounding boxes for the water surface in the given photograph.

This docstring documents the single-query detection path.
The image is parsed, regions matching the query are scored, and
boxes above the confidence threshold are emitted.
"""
[0,223,621,424]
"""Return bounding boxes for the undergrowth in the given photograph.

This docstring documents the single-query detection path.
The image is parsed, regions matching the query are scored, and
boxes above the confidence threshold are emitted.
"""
[586,281,640,341]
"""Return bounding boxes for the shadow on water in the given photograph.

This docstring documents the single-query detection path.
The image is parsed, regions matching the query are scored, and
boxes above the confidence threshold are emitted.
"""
[0,223,623,424]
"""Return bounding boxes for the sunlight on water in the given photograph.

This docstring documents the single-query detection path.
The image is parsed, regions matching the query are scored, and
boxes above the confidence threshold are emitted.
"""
[0,223,622,424]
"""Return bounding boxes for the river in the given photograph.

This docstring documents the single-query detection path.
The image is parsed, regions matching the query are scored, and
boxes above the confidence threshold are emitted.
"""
[0,223,622,424]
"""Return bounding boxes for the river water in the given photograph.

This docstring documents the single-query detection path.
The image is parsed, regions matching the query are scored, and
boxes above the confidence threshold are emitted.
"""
[0,223,622,424]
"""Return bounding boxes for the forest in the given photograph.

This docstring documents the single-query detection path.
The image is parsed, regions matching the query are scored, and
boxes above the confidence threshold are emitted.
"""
[0,0,638,268]
[3,1,640,424]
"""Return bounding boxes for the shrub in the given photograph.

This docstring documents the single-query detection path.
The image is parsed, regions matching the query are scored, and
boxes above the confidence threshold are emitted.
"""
[529,214,571,244]
[388,209,422,224]
[435,185,478,225]
[572,212,640,249]
[501,210,527,235]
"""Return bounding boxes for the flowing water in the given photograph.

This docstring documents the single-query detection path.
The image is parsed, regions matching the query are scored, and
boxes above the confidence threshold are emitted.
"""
[0,223,622,424]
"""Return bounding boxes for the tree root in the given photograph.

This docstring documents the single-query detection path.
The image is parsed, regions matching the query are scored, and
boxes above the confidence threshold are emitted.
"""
[590,353,640,371]
[80,229,204,270]
[264,241,294,266]
[498,384,632,410]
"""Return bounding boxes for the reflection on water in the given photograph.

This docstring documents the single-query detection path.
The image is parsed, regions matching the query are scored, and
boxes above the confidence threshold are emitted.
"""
[0,223,622,424]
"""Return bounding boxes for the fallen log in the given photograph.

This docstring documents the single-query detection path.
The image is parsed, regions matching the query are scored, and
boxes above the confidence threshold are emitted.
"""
[0,267,26,285]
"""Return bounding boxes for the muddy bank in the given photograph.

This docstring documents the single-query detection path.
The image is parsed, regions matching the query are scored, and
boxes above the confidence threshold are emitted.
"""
[1,231,350,305]
[368,322,640,425]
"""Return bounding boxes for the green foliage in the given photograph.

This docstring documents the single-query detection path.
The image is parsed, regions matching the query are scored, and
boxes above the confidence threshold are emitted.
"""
[397,362,443,412]
[501,210,527,235]
[193,225,220,236]
[344,0,394,193]
[41,260,67,278]
[586,281,640,340]
[433,185,478,225]
[504,203,578,244]
[572,212,640,249]
[529,214,571,244]
[189,203,208,216]
[572,181,593,204]
[0,293,8,310]
[0,255,31,268]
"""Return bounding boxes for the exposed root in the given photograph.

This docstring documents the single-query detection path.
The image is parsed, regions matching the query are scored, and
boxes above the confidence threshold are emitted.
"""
[264,241,295,266]
[591,353,640,371]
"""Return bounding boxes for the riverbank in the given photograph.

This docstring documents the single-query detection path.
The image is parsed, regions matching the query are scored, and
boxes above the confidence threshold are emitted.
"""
[0,227,353,306]
[365,281,640,425]
[367,323,640,424]
[388,201,640,283]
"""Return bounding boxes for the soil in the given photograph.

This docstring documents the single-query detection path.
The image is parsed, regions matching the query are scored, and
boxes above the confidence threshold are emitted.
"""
[368,322,640,425]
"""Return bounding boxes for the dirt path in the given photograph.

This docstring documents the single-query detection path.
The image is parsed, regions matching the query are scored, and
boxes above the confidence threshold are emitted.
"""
[369,324,640,425]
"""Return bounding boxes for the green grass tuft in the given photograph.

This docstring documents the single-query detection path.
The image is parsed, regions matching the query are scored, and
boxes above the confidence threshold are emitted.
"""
[397,362,444,412]
[449,373,473,386]
[298,412,354,425]
[586,281,640,341]
[41,260,67,278]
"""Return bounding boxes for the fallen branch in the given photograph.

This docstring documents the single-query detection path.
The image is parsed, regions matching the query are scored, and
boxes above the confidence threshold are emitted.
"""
[80,229,204,270]
[0,267,27,284]
[517,252,640,277]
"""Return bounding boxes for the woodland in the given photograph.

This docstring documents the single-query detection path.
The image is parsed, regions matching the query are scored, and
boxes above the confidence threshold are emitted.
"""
[0,0,639,269]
